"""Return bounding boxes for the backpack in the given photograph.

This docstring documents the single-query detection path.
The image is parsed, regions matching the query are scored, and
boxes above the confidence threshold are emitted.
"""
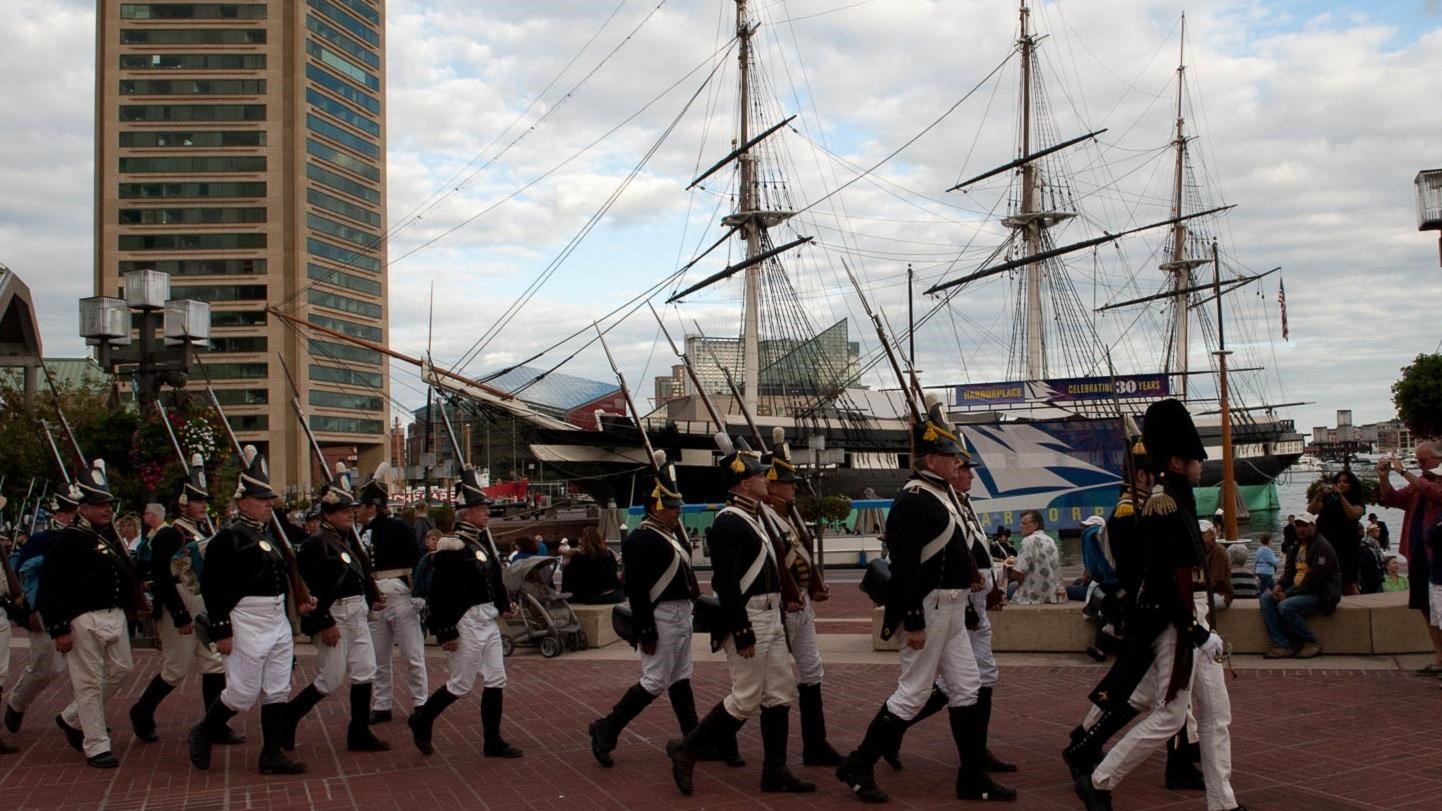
[172,538,210,598]
[411,553,435,602]
[1357,541,1384,595]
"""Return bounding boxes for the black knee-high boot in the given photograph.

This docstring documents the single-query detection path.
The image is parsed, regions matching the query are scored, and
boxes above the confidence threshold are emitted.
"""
[589,684,656,767]
[128,675,175,743]
[187,698,237,770]
[346,682,390,752]
[1062,705,1138,780]
[976,686,1017,773]
[799,682,843,766]
[883,684,947,770]
[666,701,745,796]
[760,705,816,793]
[950,704,1017,801]
[259,703,308,775]
[836,704,909,803]
[0,691,16,754]
[668,679,698,735]
[282,684,325,752]
[407,686,458,756]
[201,673,245,744]
[481,687,522,758]
[1165,732,1205,790]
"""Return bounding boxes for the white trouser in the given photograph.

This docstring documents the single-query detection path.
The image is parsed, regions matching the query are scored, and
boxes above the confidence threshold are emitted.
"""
[9,627,65,712]
[968,576,998,688]
[157,608,223,685]
[59,608,133,757]
[0,621,10,686]
[369,578,428,711]
[221,595,294,711]
[1189,593,1236,811]
[723,594,796,718]
[639,599,694,695]
[887,589,980,720]
[314,595,378,694]
[784,593,824,685]
[1091,626,1191,790]
[445,603,506,696]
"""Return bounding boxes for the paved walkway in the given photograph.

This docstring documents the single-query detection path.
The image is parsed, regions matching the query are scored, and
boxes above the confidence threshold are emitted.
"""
[2,641,1438,810]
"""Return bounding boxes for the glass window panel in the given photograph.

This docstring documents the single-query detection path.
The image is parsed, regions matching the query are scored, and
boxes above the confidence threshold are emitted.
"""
[210,309,267,327]
[119,104,265,122]
[307,188,380,227]
[119,233,267,251]
[208,335,268,353]
[310,414,384,434]
[305,138,378,181]
[306,0,379,46]
[120,156,267,173]
[119,207,265,225]
[307,238,379,272]
[119,79,266,95]
[121,52,266,70]
[304,41,379,90]
[307,263,382,296]
[120,131,265,148]
[118,181,266,198]
[308,289,381,319]
[121,4,267,20]
[305,15,378,68]
[305,114,378,159]
[310,364,382,388]
[306,163,379,204]
[305,64,380,114]
[170,284,268,301]
[308,312,381,342]
[308,212,378,248]
[310,389,383,411]
[204,362,268,380]
[120,28,266,45]
[210,388,270,406]
[122,258,266,276]
[306,89,378,136]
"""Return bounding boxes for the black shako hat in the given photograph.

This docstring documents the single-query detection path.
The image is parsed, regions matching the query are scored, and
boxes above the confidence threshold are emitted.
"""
[234,444,278,501]
[913,394,972,463]
[715,432,768,488]
[455,464,492,508]
[762,426,800,484]
[76,459,119,506]
[178,453,210,505]
[318,462,357,512]
[359,461,390,507]
[649,450,684,511]
[1141,398,1206,473]
[51,482,81,513]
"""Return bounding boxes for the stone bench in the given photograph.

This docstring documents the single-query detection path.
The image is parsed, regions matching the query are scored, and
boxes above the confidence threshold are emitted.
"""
[871,591,1431,655]
[571,603,622,649]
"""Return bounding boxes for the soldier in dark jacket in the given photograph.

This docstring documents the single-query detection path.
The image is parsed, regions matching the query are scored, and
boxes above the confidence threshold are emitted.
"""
[836,396,1014,804]
[406,465,521,758]
[667,434,813,797]
[285,464,388,754]
[40,460,148,769]
[129,455,239,745]
[6,489,78,736]
[188,446,311,776]
[588,450,700,767]
[357,462,428,724]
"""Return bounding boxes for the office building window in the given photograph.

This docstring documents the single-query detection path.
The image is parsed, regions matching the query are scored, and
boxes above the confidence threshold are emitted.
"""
[208,335,268,354]
[304,41,379,91]
[120,156,267,173]
[305,15,378,68]
[308,188,380,227]
[308,289,381,319]
[332,0,379,25]
[305,139,378,181]
[310,339,380,365]
[122,258,265,276]
[309,312,381,342]
[310,364,382,388]
[306,164,379,204]
[118,181,266,199]
[310,415,384,435]
[119,207,266,225]
[311,389,383,412]
[306,89,379,137]
[308,263,382,296]
[120,28,266,45]
[121,4,267,20]
[305,64,380,114]
[306,0,379,46]
[210,388,269,406]
[120,233,267,251]
[120,79,266,96]
[211,309,267,327]
[308,212,377,248]
[231,414,270,431]
[305,114,378,159]
[120,131,265,148]
[308,238,379,272]
[121,53,266,70]
[204,362,269,380]
[119,104,265,122]
[170,284,268,302]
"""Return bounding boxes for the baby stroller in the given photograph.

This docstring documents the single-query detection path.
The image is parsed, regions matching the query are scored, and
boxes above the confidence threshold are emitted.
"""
[498,556,585,658]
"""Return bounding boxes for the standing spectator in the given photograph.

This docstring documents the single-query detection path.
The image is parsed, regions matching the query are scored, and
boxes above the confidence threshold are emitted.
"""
[1281,514,1299,562]
[562,527,623,605]
[1260,513,1342,659]
[1368,513,1391,551]
[1254,533,1279,593]
[1228,544,1259,600]
[1381,554,1409,593]
[1199,520,1233,609]
[1357,528,1385,594]
[1376,445,1442,674]
[1008,510,1063,604]
[1310,470,1366,595]
[117,514,143,556]
[411,505,436,546]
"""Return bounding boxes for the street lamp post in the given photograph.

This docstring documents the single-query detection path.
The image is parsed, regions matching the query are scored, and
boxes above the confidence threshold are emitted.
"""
[1415,169,1442,266]
[79,268,210,408]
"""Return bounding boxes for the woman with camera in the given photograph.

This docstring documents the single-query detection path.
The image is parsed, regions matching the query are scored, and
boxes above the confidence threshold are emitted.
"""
[1308,470,1367,595]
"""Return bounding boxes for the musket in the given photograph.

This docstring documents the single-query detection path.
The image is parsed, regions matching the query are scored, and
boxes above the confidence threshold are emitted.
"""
[39,362,86,468]
[427,375,506,566]
[840,259,925,423]
[16,478,35,539]
[275,353,367,550]
[191,357,314,609]
[592,325,696,553]
[26,481,49,538]
[154,400,218,536]
[39,420,74,485]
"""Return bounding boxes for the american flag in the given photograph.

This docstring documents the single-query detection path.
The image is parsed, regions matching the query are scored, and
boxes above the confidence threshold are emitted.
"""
[1278,279,1289,341]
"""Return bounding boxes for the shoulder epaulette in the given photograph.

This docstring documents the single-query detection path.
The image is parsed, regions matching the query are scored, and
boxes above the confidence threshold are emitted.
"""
[1114,501,1135,519]
[1141,485,1176,517]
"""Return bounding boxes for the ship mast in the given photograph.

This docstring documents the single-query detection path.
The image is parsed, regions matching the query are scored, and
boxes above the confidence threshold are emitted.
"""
[1160,13,1207,399]
[737,0,761,416]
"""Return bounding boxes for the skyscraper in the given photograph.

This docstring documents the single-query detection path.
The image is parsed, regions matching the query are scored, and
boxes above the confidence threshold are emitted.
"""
[96,0,390,494]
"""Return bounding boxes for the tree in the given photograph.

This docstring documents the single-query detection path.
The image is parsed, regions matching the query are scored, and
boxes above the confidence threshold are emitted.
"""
[1392,353,1442,440]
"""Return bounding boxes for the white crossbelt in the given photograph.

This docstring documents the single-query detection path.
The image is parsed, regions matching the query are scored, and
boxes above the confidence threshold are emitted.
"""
[645,522,693,604]
[718,506,776,594]
[902,477,961,563]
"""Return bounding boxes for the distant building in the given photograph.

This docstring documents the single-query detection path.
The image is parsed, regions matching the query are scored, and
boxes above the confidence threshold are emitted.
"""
[659,319,861,400]
[1308,409,1415,458]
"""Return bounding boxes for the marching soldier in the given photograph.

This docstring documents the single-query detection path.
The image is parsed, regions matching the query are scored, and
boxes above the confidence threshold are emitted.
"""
[1073,399,1228,811]
[0,500,29,754]
[588,450,700,767]
[6,489,78,735]
[286,463,389,753]
[188,446,310,775]
[406,465,522,759]
[760,427,843,766]
[357,462,429,724]
[128,455,241,745]
[39,460,148,769]
[666,434,814,797]
[835,396,1015,803]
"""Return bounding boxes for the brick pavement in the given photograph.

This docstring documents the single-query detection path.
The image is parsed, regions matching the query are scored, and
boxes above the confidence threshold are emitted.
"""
[1,643,1439,811]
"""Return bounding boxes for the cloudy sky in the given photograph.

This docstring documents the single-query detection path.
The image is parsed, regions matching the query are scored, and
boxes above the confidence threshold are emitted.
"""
[3,0,1440,438]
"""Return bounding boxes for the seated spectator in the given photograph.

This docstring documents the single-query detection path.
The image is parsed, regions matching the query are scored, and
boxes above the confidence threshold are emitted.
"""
[1200,520,1233,608]
[1008,510,1064,604]
[1368,512,1390,551]
[1228,543,1259,600]
[562,526,624,604]
[1358,529,1385,594]
[993,525,1016,558]
[510,534,547,562]
[1381,553,1409,593]
[1260,512,1342,659]
[1067,515,1112,601]
[1254,533,1279,592]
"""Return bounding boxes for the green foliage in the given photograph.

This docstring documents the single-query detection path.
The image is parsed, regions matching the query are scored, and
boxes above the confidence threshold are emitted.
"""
[796,494,853,525]
[1392,353,1442,440]
[429,505,455,531]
